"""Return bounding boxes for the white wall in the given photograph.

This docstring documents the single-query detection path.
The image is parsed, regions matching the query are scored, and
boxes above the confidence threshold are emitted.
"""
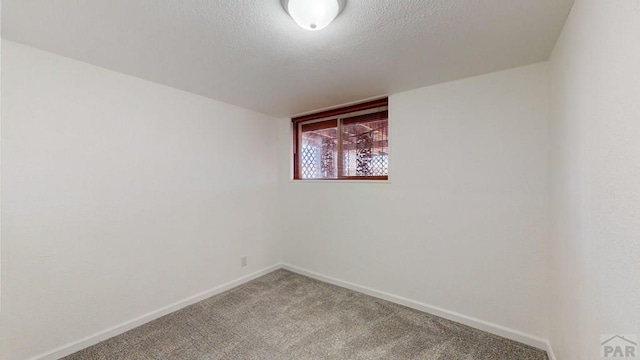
[0,41,281,360]
[548,0,640,359]
[278,63,551,340]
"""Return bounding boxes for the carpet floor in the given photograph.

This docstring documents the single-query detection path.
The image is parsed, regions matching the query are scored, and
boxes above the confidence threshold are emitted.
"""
[64,269,548,359]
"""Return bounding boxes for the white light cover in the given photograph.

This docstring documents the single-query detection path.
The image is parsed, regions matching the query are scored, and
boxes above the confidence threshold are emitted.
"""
[287,0,340,31]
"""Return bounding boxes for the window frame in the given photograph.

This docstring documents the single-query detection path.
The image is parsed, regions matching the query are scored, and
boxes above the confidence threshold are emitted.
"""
[292,98,389,181]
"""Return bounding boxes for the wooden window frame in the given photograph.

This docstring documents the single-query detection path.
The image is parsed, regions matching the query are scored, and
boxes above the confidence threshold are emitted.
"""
[292,98,389,181]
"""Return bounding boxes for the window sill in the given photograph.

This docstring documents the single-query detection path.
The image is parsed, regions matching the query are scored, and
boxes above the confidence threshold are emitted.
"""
[290,179,391,184]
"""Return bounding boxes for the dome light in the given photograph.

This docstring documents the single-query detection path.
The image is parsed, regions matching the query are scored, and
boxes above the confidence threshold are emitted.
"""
[281,0,346,31]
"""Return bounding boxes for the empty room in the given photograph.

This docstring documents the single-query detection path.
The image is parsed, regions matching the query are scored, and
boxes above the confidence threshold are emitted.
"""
[1,0,639,359]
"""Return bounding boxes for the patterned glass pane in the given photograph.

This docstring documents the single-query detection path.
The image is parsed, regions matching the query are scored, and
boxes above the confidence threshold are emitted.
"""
[342,117,388,177]
[301,126,338,179]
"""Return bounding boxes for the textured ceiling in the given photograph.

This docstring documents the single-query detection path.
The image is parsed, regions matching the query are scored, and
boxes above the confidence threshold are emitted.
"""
[2,0,573,117]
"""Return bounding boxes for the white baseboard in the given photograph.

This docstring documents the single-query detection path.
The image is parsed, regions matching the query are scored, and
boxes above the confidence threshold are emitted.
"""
[281,263,551,353]
[544,340,558,360]
[29,264,282,360]
[30,263,555,360]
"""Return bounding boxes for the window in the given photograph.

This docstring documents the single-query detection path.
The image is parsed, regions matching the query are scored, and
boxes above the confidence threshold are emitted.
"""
[293,98,388,180]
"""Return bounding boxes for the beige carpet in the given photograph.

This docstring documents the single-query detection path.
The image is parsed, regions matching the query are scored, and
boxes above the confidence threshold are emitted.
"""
[64,269,548,359]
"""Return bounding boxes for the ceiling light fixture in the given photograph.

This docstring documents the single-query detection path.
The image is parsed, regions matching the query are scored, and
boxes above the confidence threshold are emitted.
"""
[281,0,346,31]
